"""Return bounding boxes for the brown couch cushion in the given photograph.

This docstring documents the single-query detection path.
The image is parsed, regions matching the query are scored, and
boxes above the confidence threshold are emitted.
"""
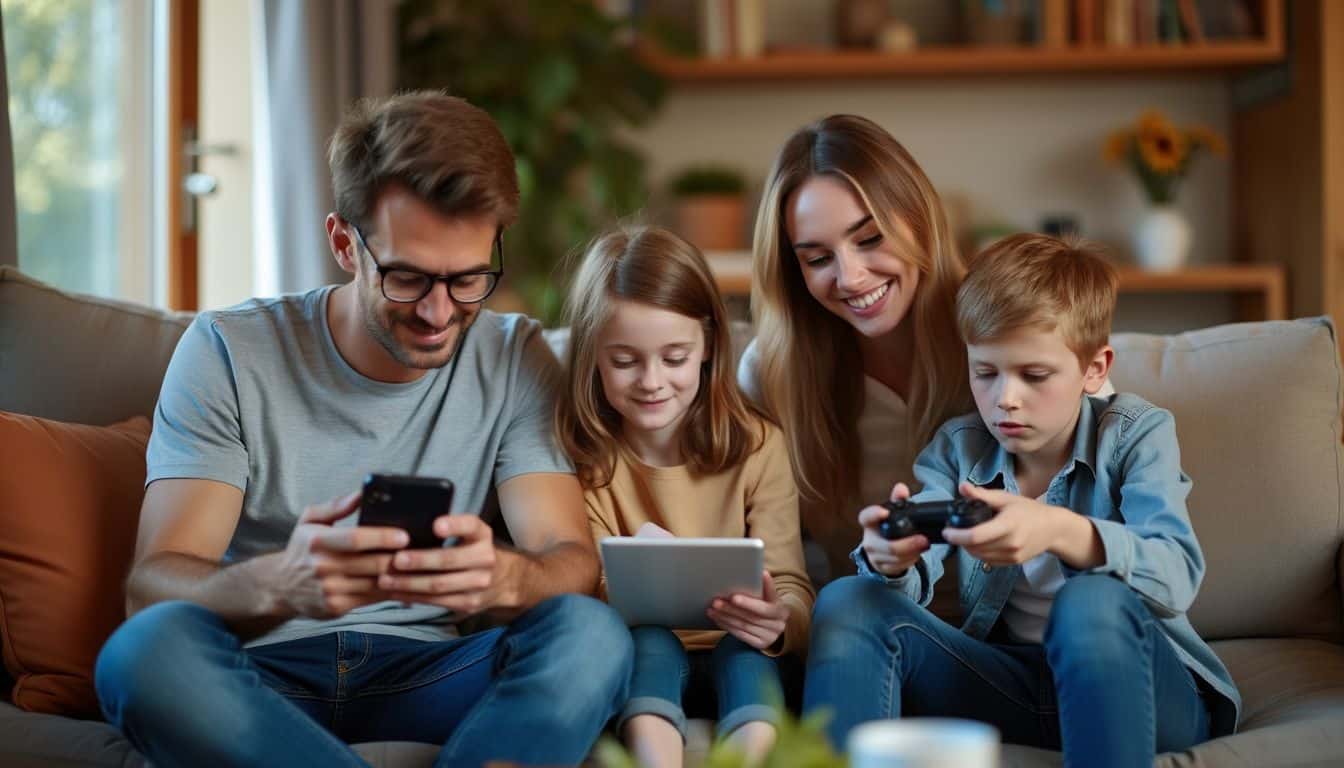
[1110,318,1344,642]
[0,412,149,717]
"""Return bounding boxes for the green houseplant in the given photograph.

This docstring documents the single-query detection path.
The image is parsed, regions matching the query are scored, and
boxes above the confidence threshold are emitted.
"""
[397,0,666,323]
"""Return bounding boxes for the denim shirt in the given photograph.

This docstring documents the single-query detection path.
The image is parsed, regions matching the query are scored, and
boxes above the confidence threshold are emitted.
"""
[853,393,1241,736]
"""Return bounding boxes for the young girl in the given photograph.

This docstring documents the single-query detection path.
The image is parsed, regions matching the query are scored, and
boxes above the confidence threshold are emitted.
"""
[556,226,814,768]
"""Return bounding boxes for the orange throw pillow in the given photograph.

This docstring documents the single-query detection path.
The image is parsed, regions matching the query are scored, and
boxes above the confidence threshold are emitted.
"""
[0,412,150,718]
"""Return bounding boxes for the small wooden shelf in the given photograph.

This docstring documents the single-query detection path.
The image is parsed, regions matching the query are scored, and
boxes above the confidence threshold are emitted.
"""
[706,252,1288,321]
[642,40,1284,82]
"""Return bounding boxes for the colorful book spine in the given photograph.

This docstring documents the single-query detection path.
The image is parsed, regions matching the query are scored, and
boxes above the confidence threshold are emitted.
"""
[1042,0,1071,47]
[1104,0,1135,46]
[1074,0,1099,45]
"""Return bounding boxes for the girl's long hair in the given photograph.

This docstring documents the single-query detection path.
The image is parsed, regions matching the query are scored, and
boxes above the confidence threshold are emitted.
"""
[557,226,766,487]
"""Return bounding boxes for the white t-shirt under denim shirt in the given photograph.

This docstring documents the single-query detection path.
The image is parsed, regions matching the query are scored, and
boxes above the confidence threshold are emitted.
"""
[146,286,573,648]
[737,340,916,587]
[999,495,1067,644]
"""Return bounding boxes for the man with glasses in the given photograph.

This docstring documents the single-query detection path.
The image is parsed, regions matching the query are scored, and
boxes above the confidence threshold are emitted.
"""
[94,91,632,767]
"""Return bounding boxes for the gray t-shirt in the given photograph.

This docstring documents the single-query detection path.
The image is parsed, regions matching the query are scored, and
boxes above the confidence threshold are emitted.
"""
[147,285,573,647]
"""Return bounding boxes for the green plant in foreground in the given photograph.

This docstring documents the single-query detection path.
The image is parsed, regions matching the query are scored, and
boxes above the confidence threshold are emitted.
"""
[595,704,847,768]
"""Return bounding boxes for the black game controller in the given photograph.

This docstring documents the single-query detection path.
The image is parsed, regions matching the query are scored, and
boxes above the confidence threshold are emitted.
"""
[878,497,995,543]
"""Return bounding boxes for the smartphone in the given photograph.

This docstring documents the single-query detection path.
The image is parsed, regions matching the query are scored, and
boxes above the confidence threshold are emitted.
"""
[359,473,456,549]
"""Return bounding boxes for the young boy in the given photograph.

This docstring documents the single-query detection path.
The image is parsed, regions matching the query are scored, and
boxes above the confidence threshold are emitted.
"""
[802,234,1240,768]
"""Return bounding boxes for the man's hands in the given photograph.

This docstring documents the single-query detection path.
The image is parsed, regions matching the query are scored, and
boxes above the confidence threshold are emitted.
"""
[376,514,520,617]
[264,493,524,621]
[264,490,409,619]
[707,571,789,651]
[858,482,929,578]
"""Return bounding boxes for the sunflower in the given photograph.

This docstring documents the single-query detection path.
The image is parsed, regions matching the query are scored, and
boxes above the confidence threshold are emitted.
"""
[1106,109,1225,204]
[1136,110,1173,143]
[1138,120,1186,174]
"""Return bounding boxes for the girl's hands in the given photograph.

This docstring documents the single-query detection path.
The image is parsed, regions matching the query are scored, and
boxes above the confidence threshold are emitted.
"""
[707,571,789,651]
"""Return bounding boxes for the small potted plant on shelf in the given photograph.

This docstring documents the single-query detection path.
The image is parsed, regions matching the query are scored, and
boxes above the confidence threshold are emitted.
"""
[1104,109,1227,271]
[670,165,749,253]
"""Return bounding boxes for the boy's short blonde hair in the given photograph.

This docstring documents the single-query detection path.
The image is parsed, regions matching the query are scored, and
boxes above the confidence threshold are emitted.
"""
[956,233,1119,368]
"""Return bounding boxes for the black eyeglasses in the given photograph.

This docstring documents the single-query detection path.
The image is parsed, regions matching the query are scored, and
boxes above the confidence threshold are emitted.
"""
[351,224,504,304]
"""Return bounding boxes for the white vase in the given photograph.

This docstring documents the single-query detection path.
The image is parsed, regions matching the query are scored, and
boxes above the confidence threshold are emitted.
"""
[1132,205,1191,271]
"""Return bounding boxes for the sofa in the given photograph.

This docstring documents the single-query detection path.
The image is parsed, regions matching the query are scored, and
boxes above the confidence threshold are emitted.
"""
[2,263,1343,767]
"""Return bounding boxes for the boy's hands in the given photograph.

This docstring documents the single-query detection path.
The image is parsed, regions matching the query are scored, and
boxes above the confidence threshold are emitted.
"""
[707,571,789,651]
[942,482,1102,569]
[858,482,930,577]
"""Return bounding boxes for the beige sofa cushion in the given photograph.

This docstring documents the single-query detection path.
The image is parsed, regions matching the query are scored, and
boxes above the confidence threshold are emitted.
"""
[0,267,191,425]
[1110,318,1344,643]
[1214,638,1344,731]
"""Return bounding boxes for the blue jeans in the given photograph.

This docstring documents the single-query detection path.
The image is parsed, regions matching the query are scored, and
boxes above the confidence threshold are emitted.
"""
[95,594,633,768]
[804,574,1212,768]
[621,627,782,740]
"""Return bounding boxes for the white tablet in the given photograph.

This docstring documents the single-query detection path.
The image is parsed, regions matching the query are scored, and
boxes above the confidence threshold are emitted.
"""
[600,537,765,630]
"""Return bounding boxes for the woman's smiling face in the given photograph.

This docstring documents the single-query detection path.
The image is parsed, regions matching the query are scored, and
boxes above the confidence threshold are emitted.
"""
[786,174,920,340]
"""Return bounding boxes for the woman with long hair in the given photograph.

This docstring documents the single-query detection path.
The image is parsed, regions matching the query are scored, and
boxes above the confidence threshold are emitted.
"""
[738,114,971,585]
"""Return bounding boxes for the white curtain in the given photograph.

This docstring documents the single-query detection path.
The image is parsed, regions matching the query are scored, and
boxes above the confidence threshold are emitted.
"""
[253,0,396,295]
[0,9,17,269]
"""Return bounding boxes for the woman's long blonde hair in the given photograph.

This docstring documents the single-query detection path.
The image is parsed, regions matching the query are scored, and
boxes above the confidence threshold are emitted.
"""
[556,226,766,488]
[750,115,970,528]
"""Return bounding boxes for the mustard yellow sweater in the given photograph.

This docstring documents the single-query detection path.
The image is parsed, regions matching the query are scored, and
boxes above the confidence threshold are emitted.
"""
[586,424,814,656]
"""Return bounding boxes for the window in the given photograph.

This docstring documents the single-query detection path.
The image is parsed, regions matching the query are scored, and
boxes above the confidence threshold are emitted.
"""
[2,0,164,304]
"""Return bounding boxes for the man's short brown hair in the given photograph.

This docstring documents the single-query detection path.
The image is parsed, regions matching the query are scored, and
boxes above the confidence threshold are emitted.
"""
[328,90,519,232]
[956,233,1120,367]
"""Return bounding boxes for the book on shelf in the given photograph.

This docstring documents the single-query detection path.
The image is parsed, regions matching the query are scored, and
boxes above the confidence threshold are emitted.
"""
[698,0,765,59]
[1073,0,1099,45]
[1105,0,1135,46]
[1040,0,1071,48]
[1177,0,1206,42]
[1133,0,1159,44]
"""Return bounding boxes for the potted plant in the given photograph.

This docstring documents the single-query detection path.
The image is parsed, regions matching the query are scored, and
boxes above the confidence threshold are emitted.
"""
[397,0,667,323]
[1104,110,1226,271]
[670,166,749,253]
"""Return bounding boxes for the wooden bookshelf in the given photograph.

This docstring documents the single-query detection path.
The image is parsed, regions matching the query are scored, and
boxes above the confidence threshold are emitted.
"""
[641,1,1283,83]
[705,252,1288,321]
[642,41,1283,82]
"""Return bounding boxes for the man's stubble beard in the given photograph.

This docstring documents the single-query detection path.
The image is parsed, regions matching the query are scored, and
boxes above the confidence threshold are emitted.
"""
[364,302,475,371]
